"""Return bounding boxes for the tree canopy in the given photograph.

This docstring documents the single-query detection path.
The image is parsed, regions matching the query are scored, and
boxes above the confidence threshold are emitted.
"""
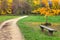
[0,0,60,15]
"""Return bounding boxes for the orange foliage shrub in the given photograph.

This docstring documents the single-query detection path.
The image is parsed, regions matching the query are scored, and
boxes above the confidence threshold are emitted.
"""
[32,0,60,16]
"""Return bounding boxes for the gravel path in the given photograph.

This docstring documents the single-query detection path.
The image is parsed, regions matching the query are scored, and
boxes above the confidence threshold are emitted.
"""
[0,16,28,40]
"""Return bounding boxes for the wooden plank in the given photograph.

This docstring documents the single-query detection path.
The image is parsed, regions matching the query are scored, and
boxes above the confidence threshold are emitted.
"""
[40,25,55,31]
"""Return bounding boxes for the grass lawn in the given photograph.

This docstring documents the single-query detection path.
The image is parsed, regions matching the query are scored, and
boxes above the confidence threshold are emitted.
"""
[18,15,60,40]
[0,16,19,23]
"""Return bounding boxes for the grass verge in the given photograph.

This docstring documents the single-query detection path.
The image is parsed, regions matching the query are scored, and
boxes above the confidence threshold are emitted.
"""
[18,15,60,40]
[0,16,19,23]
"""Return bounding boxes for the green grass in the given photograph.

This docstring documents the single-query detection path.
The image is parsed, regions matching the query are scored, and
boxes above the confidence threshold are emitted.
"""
[18,16,60,23]
[18,15,60,40]
[0,16,19,22]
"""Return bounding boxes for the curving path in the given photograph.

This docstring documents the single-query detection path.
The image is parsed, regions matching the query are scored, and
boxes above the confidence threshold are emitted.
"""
[0,16,28,40]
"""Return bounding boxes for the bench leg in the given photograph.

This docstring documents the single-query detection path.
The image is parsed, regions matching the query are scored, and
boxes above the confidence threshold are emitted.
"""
[40,27,44,32]
[48,30,53,36]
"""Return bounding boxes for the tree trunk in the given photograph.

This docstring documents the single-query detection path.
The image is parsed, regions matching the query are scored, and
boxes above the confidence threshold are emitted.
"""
[45,16,51,26]
[46,16,48,23]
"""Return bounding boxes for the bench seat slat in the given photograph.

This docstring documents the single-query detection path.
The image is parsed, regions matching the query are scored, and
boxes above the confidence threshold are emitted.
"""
[40,25,55,31]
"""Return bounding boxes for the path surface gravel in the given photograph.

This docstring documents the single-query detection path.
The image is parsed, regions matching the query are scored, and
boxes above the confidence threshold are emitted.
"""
[0,16,28,40]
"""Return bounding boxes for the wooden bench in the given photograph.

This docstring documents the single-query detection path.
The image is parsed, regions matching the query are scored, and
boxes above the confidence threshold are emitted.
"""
[40,25,56,35]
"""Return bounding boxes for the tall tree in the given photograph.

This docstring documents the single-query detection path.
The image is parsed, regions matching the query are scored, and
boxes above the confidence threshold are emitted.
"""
[32,0,60,25]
